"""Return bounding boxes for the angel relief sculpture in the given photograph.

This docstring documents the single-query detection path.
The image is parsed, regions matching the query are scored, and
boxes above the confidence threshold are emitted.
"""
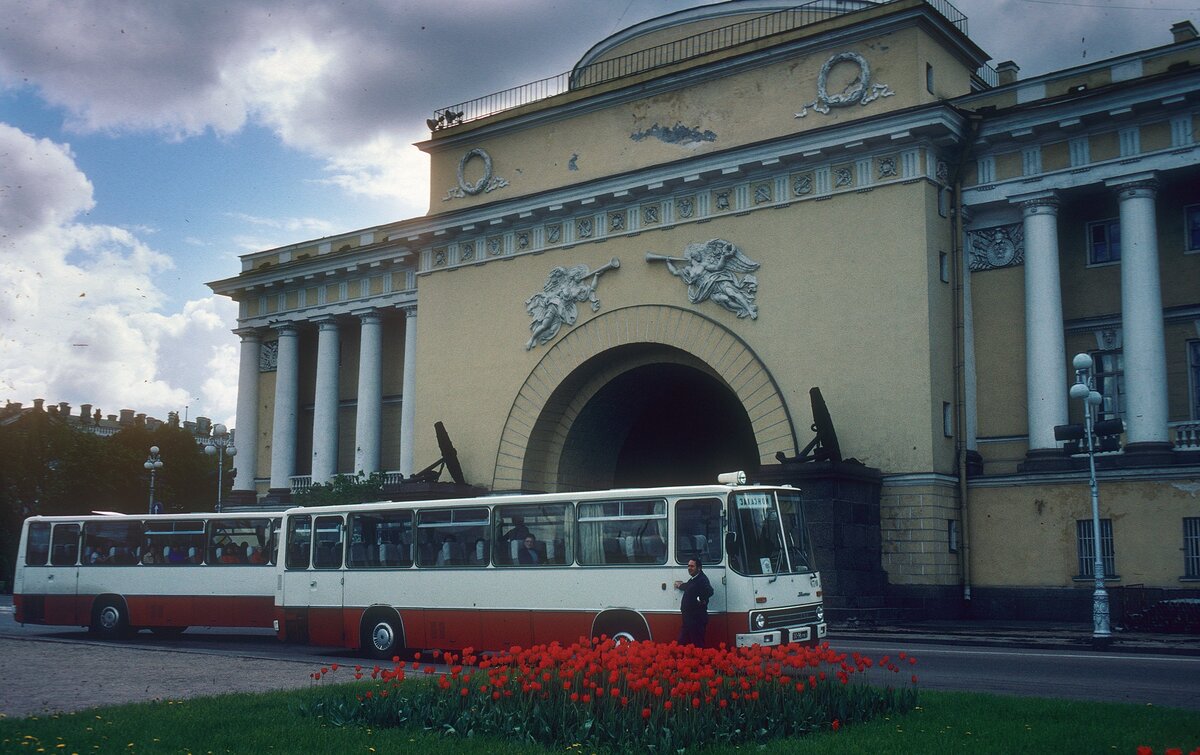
[646,239,760,320]
[524,258,620,350]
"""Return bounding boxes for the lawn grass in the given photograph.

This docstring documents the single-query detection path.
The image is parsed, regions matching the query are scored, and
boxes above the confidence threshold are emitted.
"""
[1,685,1196,754]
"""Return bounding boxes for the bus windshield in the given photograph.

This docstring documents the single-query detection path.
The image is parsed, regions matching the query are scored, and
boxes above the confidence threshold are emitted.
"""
[728,490,815,576]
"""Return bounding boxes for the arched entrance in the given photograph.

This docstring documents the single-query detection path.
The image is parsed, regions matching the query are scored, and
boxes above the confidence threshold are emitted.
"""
[493,305,797,492]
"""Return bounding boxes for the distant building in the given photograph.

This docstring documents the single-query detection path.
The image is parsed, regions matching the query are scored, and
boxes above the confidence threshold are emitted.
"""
[208,0,1200,620]
[0,399,226,446]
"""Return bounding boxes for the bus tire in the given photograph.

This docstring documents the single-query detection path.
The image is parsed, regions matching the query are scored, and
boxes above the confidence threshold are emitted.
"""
[361,610,404,660]
[592,609,651,644]
[91,598,130,640]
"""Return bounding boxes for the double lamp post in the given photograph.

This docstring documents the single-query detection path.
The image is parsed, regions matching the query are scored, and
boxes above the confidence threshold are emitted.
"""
[1059,352,1124,646]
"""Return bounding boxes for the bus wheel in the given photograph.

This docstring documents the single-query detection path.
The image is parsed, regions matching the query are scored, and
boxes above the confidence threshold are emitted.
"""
[611,631,638,645]
[363,614,403,660]
[91,599,129,640]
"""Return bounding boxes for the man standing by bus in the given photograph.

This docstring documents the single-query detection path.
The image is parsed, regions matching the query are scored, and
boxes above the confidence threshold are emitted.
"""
[674,558,713,647]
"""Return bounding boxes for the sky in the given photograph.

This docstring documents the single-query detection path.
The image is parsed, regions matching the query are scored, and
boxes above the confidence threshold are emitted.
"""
[1,0,1196,430]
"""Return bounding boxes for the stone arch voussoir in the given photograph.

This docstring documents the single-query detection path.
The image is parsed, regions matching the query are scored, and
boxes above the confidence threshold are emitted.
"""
[492,305,797,492]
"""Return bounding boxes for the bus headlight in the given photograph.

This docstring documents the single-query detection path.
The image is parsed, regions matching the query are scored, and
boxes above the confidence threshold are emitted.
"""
[815,606,824,622]
[752,612,766,630]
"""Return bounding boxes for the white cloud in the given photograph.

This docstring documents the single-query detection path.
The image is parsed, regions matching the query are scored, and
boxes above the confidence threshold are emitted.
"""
[0,123,238,424]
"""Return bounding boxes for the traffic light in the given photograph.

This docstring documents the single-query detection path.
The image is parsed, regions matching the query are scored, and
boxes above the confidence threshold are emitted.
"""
[1054,423,1084,456]
[1054,419,1124,455]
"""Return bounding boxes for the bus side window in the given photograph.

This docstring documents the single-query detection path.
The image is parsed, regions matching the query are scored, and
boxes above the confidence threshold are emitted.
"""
[286,516,313,569]
[50,523,81,566]
[313,516,344,569]
[25,522,51,565]
[675,498,723,565]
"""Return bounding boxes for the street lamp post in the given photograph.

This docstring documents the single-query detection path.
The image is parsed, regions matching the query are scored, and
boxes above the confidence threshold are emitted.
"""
[144,446,164,514]
[1069,352,1112,646]
[205,423,237,513]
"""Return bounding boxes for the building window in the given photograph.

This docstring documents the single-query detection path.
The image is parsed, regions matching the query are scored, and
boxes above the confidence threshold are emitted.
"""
[947,519,959,554]
[1185,518,1200,579]
[1076,519,1116,579]
[1091,350,1124,421]
[939,252,949,283]
[1186,204,1200,253]
[1087,218,1120,265]
[1069,137,1090,167]
[942,402,953,437]
[926,63,934,94]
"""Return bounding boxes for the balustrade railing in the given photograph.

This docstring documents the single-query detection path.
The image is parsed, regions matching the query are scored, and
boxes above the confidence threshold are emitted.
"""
[432,0,970,128]
[1170,421,1200,450]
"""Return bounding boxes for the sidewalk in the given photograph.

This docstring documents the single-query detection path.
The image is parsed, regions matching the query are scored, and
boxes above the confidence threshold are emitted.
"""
[829,618,1200,656]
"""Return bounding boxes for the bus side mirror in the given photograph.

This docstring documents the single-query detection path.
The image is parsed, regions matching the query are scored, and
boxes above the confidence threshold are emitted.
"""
[724,531,737,551]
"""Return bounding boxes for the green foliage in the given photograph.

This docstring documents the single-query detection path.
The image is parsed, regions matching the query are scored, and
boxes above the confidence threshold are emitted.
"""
[2,685,1197,754]
[0,409,229,587]
[293,471,388,507]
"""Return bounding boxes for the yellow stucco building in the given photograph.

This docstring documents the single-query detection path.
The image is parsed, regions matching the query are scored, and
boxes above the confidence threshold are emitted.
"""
[209,0,1200,621]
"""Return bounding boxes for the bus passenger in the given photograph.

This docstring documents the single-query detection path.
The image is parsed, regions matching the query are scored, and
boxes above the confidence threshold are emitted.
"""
[503,516,531,542]
[518,535,540,565]
[249,546,268,564]
[673,558,713,647]
[219,547,240,564]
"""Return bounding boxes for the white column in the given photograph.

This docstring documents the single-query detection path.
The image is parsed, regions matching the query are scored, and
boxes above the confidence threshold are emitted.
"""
[1020,194,1069,453]
[1110,175,1169,447]
[232,329,260,495]
[354,311,383,475]
[311,318,340,484]
[269,324,300,492]
[399,305,418,477]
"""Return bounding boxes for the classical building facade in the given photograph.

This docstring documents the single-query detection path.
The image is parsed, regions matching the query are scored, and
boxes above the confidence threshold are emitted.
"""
[208,0,1200,619]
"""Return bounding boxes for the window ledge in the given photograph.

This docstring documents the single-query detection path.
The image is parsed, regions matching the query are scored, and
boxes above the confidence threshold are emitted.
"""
[1072,575,1121,582]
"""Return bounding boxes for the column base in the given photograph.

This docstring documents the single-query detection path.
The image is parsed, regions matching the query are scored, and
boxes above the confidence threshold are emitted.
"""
[224,489,261,507]
[261,488,294,506]
[1018,447,1075,473]
[1116,441,1176,467]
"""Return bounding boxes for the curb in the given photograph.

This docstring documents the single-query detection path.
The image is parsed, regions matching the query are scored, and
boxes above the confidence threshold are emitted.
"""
[827,625,1200,656]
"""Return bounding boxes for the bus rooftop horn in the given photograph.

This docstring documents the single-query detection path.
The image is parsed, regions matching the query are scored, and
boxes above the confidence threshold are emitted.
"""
[717,471,746,485]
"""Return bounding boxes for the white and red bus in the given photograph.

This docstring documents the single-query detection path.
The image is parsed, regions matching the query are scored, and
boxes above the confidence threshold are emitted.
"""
[13,513,280,638]
[276,476,825,658]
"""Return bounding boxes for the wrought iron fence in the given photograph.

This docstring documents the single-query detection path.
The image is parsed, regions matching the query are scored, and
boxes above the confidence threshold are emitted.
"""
[432,0,971,129]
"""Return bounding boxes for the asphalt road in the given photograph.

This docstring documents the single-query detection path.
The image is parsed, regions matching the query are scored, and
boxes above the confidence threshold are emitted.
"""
[2,601,1198,717]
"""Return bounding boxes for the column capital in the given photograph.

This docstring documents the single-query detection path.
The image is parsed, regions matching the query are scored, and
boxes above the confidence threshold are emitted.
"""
[352,307,382,324]
[273,322,299,337]
[1107,175,1159,201]
[233,327,261,342]
[313,315,339,330]
[402,304,418,318]
[1013,191,1059,216]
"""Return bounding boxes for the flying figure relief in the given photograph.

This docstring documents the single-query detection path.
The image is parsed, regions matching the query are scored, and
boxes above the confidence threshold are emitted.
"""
[646,239,760,320]
[524,258,620,350]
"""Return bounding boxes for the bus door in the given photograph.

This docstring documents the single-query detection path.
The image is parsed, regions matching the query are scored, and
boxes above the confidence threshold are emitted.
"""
[306,514,347,645]
[281,514,314,642]
[673,498,727,634]
[42,522,82,625]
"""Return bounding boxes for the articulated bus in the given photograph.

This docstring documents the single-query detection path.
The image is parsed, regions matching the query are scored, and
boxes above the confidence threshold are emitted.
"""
[277,478,825,658]
[14,513,280,638]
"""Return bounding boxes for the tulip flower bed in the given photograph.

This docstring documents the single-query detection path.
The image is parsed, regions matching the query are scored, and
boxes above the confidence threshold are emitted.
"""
[304,637,919,751]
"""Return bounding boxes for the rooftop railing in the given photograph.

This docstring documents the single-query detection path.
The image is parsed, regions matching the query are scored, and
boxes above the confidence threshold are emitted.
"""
[431,0,971,129]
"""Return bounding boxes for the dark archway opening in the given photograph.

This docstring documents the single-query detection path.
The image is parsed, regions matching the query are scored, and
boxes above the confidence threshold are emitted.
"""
[559,361,758,490]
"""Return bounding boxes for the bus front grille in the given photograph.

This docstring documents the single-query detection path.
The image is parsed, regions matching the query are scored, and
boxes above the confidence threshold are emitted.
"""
[759,605,821,630]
